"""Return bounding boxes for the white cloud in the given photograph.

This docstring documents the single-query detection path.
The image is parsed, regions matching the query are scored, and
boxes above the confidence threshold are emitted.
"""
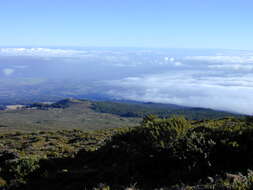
[105,71,253,115]
[164,57,175,62]
[164,57,169,61]
[170,57,175,62]
[208,64,253,71]
[163,56,183,66]
[185,55,253,64]
[3,68,14,76]
[174,61,183,66]
[0,48,85,57]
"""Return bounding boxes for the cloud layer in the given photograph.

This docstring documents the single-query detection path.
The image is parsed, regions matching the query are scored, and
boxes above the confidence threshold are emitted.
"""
[0,48,84,57]
[102,50,253,115]
[1,48,253,115]
[106,71,253,114]
[185,55,253,64]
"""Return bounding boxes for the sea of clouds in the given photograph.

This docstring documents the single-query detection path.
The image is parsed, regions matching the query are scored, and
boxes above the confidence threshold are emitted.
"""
[0,47,253,114]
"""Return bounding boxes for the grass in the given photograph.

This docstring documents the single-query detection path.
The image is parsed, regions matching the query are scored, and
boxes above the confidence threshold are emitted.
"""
[0,100,139,132]
[0,128,122,159]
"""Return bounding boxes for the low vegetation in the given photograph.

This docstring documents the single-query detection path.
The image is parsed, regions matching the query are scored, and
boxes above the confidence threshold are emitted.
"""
[91,101,240,120]
[0,99,139,132]
[1,115,253,189]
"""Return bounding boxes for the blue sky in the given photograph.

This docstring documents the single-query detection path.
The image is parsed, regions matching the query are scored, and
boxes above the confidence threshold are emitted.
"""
[1,0,253,50]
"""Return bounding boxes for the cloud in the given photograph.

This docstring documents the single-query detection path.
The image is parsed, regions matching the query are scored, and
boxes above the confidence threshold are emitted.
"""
[3,68,14,76]
[0,48,147,68]
[170,57,175,62]
[164,57,175,62]
[208,64,253,71]
[163,56,183,66]
[174,61,183,66]
[13,65,28,69]
[184,52,253,71]
[0,48,85,57]
[185,55,253,64]
[1,48,253,115]
[164,57,169,61]
[105,71,253,115]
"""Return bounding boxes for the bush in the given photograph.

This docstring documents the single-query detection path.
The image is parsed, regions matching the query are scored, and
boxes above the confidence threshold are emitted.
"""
[1,157,39,184]
[0,177,7,187]
[2,116,253,189]
[86,116,198,186]
[75,116,253,187]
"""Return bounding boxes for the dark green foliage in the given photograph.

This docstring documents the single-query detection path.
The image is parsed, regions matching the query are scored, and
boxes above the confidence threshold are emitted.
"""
[245,116,253,123]
[1,157,39,185]
[84,117,209,186]
[75,116,253,188]
[26,98,78,110]
[92,101,240,120]
[1,116,253,189]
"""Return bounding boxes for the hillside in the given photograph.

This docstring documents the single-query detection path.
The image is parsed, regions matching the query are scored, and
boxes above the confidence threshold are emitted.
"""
[0,99,139,132]
[0,99,241,132]
[91,100,240,120]
[1,116,253,190]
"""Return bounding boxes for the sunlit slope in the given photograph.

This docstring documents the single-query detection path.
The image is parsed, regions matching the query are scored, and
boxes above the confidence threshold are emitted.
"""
[0,99,139,132]
[0,98,241,132]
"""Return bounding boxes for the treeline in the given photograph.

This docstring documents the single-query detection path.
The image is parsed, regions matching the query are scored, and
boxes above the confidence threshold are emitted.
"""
[25,98,81,110]
[91,101,240,120]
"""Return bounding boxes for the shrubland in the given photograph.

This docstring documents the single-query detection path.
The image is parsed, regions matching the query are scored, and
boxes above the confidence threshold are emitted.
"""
[1,115,253,190]
[91,101,239,120]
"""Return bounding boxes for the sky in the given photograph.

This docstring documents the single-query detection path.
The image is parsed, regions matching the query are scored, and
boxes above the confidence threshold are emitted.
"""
[1,1,253,114]
[1,0,253,50]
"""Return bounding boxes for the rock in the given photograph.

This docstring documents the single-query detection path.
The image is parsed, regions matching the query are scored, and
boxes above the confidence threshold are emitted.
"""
[226,173,244,183]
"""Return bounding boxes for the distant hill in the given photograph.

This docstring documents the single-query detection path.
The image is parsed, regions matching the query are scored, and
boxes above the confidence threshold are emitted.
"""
[91,100,241,120]
[28,98,241,120]
[0,99,139,132]
[0,98,242,132]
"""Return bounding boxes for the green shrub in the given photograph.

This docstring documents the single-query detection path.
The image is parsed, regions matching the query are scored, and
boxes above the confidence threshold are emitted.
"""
[1,157,39,184]
[0,177,7,187]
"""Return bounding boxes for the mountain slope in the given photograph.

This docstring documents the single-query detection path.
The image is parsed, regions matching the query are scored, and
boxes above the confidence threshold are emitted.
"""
[91,100,241,120]
[0,99,139,132]
[0,98,242,132]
